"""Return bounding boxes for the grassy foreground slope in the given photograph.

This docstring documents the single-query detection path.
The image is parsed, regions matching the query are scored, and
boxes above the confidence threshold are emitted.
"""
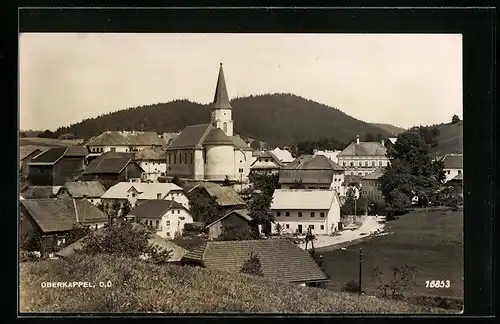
[20,254,448,314]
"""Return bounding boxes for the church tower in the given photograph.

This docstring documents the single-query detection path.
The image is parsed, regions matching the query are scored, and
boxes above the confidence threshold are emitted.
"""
[211,63,234,137]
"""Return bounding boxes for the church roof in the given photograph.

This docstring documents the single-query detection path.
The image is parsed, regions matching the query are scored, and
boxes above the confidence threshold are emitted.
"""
[212,63,232,110]
[166,124,214,150]
[203,128,234,146]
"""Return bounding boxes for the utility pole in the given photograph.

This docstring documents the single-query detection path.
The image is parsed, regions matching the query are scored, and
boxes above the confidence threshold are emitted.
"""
[358,247,363,295]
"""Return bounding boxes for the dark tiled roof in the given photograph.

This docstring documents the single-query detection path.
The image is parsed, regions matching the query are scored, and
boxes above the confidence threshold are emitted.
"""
[362,168,386,180]
[167,124,214,150]
[181,242,209,262]
[64,181,106,198]
[279,169,334,184]
[338,141,387,157]
[134,147,167,161]
[440,154,463,169]
[212,63,232,110]
[232,135,253,151]
[65,146,88,157]
[83,157,139,175]
[74,199,108,224]
[21,186,63,199]
[203,128,234,146]
[128,200,184,219]
[206,209,251,228]
[189,239,328,284]
[20,146,43,161]
[20,199,79,233]
[189,182,246,206]
[29,147,67,164]
[86,131,165,147]
[284,155,344,171]
[251,151,284,168]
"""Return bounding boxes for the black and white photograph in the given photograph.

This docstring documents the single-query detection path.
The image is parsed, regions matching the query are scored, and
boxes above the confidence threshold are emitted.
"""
[18,29,468,314]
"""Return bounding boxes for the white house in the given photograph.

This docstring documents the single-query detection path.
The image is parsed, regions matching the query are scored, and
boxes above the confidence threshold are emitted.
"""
[337,135,390,176]
[439,154,463,182]
[101,182,189,209]
[270,189,341,235]
[249,151,284,175]
[127,200,193,239]
[134,147,168,182]
[165,63,253,183]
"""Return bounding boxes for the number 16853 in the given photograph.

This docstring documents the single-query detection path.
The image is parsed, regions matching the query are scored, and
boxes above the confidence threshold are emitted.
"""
[425,280,450,288]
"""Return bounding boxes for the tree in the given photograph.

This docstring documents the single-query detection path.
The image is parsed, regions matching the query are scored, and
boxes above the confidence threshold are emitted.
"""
[188,187,222,225]
[120,201,132,218]
[222,175,232,187]
[21,230,42,252]
[63,225,91,247]
[274,222,284,236]
[247,191,273,236]
[240,252,264,277]
[341,187,356,216]
[37,129,55,138]
[364,133,375,142]
[451,114,460,124]
[373,265,417,299]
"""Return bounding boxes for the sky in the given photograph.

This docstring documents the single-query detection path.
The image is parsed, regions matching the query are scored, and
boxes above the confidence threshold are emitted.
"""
[19,33,462,131]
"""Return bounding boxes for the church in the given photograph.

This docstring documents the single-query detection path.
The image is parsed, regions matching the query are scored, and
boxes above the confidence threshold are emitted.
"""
[165,63,254,182]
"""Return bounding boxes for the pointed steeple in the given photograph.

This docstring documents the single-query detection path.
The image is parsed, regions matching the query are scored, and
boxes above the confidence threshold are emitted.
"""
[212,63,232,110]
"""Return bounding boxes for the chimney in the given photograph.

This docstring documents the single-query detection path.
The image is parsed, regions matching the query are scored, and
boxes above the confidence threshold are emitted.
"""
[356,135,360,145]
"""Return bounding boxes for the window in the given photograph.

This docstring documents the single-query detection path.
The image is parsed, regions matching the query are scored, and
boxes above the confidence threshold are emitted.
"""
[372,161,375,166]
[320,225,324,230]
[286,224,290,229]
[320,212,325,218]
[131,193,136,198]
[298,212,302,217]
[177,210,180,214]
[190,153,193,164]
[223,122,228,133]
[343,162,346,166]
[174,154,177,164]
[359,162,362,167]
[379,161,382,166]
[447,170,451,174]
[458,170,462,174]
[184,153,187,164]
[311,212,315,217]
[166,232,170,237]
[156,220,159,229]
[166,221,170,226]
[157,193,161,200]
[285,211,290,216]
[265,159,269,162]
[110,147,116,152]
[277,212,281,217]
[145,162,148,166]
[350,162,353,167]
[310,225,315,230]
[365,161,368,166]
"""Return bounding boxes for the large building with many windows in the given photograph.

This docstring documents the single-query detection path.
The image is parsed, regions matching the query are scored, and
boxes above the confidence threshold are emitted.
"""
[337,136,390,177]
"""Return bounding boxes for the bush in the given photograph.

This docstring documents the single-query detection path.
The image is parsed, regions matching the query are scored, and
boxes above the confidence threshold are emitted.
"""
[407,295,464,310]
[21,231,42,252]
[373,265,417,299]
[341,280,361,294]
[240,252,264,277]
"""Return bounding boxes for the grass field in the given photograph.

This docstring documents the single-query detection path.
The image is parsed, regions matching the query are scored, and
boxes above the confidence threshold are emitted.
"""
[320,210,463,299]
[19,137,84,147]
[19,254,451,314]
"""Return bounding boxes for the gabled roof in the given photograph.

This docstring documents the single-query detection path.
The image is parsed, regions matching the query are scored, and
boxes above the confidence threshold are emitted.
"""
[128,200,185,219]
[232,135,253,151]
[205,209,251,228]
[82,157,141,175]
[338,141,387,157]
[283,155,344,171]
[167,124,214,150]
[20,198,106,233]
[203,128,234,146]
[212,63,232,110]
[134,147,167,161]
[440,154,463,169]
[270,147,295,163]
[28,146,87,165]
[362,168,386,180]
[271,189,338,210]
[250,151,284,168]
[101,182,184,200]
[187,182,246,207]
[450,173,463,181]
[65,146,89,157]
[64,181,106,198]
[86,131,165,147]
[182,239,328,284]
[20,186,64,199]
[20,146,43,161]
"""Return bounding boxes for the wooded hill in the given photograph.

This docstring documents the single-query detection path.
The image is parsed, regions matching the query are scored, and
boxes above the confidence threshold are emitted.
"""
[53,93,393,147]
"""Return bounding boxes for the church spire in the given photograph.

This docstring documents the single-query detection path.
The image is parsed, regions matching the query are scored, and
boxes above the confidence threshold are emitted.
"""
[212,63,232,110]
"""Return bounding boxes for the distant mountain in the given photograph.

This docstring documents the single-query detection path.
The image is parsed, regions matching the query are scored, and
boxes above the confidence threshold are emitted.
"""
[54,93,392,147]
[370,123,407,136]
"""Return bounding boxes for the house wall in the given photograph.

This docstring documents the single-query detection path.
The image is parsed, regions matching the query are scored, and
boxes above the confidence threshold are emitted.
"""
[193,149,205,180]
[166,149,196,179]
[326,195,341,233]
[139,208,193,239]
[444,168,463,182]
[53,157,86,185]
[139,160,167,182]
[330,171,345,194]
[207,213,250,240]
[234,150,252,183]
[205,145,235,181]
[27,165,54,186]
[164,190,190,209]
[212,108,233,136]
[118,163,144,182]
[280,183,331,190]
[88,145,161,154]
[338,156,389,176]
[271,209,333,235]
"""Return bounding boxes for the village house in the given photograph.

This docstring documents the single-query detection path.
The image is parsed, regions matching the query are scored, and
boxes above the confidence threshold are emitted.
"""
[279,155,345,194]
[85,130,166,162]
[313,149,342,164]
[27,146,88,186]
[63,181,107,206]
[270,147,295,164]
[205,209,253,240]
[271,189,341,235]
[101,181,188,210]
[360,168,385,203]
[249,151,284,175]
[337,135,390,177]
[19,146,42,181]
[79,154,144,189]
[165,64,253,183]
[184,181,247,217]
[127,200,193,239]
[180,239,329,286]
[439,153,463,182]
[19,198,108,257]
[134,147,168,182]
[20,185,69,199]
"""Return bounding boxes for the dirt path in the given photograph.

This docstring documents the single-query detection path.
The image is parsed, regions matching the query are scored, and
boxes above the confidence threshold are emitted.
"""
[298,216,386,250]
